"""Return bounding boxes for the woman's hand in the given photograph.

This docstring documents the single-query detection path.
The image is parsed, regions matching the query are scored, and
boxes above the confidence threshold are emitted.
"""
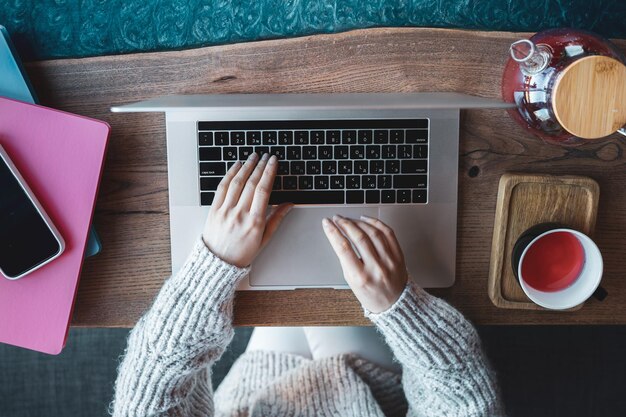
[322,215,408,313]
[202,153,293,268]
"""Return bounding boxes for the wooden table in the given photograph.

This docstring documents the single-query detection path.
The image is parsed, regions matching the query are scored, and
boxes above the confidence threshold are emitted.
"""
[24,28,626,327]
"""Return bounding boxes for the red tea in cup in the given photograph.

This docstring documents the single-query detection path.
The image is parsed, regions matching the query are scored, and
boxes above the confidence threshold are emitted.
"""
[520,231,585,292]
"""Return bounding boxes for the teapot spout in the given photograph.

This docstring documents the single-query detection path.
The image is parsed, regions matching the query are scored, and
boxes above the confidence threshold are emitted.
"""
[510,39,552,75]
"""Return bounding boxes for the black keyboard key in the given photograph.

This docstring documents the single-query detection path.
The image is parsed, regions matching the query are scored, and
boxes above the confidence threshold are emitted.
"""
[199,131,213,146]
[385,160,400,174]
[306,161,321,175]
[330,176,345,189]
[303,146,317,159]
[278,161,290,175]
[363,175,377,189]
[350,146,365,159]
[358,130,373,144]
[354,160,368,174]
[200,177,222,191]
[255,146,270,156]
[319,146,333,159]
[247,131,262,145]
[227,161,237,169]
[405,129,428,143]
[366,145,380,159]
[291,161,305,175]
[200,192,215,205]
[315,176,329,189]
[294,131,309,144]
[374,130,389,144]
[287,146,302,160]
[398,190,411,203]
[346,175,360,189]
[283,176,298,190]
[398,145,413,159]
[322,161,337,175]
[393,174,427,189]
[346,190,364,204]
[215,131,229,145]
[270,146,285,160]
[200,162,226,176]
[401,160,428,174]
[378,175,392,189]
[299,176,314,190]
[366,190,380,203]
[370,160,385,174]
[278,131,293,145]
[338,160,353,174]
[263,131,278,145]
[273,176,282,190]
[199,147,221,161]
[223,147,238,160]
[230,131,245,145]
[311,131,325,144]
[382,145,396,159]
[239,147,254,160]
[413,145,428,159]
[342,130,357,144]
[326,130,341,144]
[381,190,395,203]
[334,146,349,159]
[390,130,404,144]
[412,189,427,203]
[269,191,344,205]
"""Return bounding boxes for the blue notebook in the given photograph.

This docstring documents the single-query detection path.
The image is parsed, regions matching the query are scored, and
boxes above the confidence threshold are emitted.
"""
[0,25,102,257]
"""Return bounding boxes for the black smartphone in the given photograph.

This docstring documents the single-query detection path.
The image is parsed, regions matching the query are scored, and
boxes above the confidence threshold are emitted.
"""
[0,145,64,279]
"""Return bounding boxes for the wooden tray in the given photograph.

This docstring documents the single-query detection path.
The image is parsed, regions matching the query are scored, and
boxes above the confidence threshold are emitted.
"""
[488,173,600,310]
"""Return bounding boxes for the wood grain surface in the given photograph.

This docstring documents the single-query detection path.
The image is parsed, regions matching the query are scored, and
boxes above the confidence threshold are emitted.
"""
[488,173,599,310]
[553,55,626,139]
[21,27,626,327]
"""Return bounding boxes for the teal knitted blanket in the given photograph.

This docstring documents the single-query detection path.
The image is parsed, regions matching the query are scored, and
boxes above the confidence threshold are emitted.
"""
[2,0,625,60]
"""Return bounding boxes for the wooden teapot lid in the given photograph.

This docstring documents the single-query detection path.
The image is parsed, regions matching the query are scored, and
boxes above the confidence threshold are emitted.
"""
[553,55,626,139]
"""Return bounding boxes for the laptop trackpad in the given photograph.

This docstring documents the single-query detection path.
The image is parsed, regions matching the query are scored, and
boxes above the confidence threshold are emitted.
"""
[250,207,379,288]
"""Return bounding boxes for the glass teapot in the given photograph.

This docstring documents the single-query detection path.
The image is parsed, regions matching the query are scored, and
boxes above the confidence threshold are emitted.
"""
[502,28,626,145]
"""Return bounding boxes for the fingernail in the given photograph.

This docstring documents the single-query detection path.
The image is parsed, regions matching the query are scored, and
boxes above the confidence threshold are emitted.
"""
[332,214,343,222]
[248,152,258,161]
[360,215,372,220]
[268,155,277,164]
[322,218,330,227]
[261,153,270,161]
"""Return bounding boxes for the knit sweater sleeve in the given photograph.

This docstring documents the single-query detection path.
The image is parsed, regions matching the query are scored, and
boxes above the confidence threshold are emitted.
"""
[111,238,250,417]
[366,280,504,417]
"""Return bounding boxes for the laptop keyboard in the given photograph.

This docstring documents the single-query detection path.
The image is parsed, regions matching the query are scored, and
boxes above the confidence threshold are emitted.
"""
[197,120,428,205]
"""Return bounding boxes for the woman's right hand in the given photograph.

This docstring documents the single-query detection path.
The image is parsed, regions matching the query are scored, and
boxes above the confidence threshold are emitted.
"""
[322,215,408,314]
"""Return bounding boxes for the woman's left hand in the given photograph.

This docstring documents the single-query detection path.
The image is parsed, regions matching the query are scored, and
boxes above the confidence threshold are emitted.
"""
[202,153,293,268]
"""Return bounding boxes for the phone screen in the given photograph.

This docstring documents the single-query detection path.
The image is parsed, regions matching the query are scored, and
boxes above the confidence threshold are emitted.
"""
[0,155,61,278]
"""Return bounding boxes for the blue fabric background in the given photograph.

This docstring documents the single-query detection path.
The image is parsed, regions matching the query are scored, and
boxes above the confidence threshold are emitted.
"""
[1,0,625,60]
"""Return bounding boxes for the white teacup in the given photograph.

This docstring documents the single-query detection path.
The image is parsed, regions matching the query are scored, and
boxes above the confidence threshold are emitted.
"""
[516,228,604,310]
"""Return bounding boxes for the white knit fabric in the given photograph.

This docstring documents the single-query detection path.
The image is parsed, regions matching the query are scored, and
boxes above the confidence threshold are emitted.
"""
[111,238,504,417]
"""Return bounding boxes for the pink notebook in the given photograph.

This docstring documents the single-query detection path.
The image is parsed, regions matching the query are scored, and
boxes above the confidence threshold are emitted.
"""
[0,97,109,354]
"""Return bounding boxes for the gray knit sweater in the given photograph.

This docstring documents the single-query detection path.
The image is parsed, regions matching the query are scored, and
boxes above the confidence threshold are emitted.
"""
[111,239,503,417]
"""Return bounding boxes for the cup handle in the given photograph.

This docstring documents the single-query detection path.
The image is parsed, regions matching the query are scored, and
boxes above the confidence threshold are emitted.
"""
[593,286,608,301]
[618,128,626,137]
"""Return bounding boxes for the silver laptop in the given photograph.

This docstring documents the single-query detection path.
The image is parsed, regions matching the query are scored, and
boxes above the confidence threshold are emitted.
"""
[112,93,509,290]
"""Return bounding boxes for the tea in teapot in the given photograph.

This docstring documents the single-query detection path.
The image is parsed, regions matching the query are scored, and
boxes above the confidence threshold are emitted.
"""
[502,28,626,145]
